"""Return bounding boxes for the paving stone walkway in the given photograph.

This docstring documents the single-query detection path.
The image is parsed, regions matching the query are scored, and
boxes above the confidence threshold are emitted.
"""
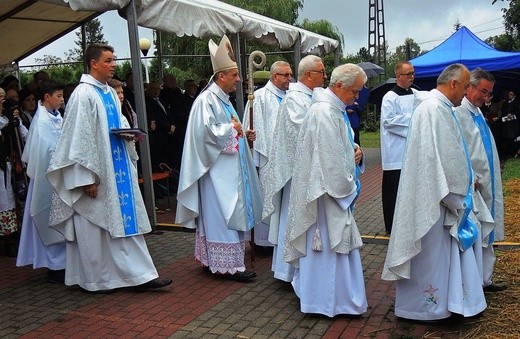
[0,148,480,338]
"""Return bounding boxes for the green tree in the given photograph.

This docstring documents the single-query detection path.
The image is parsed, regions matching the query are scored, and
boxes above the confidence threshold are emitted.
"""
[66,18,108,62]
[356,47,371,62]
[29,55,83,85]
[486,33,517,50]
[489,0,520,51]
[388,38,422,66]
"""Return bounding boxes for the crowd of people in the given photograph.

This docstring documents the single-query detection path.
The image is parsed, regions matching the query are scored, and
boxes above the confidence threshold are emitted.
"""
[0,37,509,321]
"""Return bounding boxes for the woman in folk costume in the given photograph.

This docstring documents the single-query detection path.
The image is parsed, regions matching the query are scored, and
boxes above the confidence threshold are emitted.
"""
[176,35,262,282]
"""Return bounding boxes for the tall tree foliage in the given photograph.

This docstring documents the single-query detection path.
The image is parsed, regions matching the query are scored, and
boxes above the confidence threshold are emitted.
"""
[489,0,520,51]
[66,18,108,62]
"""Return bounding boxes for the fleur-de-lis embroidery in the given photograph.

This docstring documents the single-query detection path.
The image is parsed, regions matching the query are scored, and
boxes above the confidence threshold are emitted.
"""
[115,169,126,184]
[122,214,132,229]
[107,102,115,115]
[113,146,123,161]
[119,190,129,206]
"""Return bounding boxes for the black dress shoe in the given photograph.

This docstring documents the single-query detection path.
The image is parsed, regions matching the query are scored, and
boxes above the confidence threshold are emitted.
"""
[47,269,65,284]
[133,278,173,291]
[483,283,507,292]
[227,270,257,282]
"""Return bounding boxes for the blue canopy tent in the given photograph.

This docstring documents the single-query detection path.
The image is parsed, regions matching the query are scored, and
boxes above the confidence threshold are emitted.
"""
[410,26,520,94]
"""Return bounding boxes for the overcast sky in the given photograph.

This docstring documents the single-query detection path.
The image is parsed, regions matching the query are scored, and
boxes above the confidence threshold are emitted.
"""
[19,0,506,67]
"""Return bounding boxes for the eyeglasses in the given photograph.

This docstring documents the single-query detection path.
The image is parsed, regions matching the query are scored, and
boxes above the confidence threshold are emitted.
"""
[308,70,326,76]
[399,71,415,77]
[276,73,293,78]
[480,89,493,98]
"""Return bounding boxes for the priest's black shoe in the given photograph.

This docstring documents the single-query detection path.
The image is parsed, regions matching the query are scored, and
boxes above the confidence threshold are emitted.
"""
[47,269,65,284]
[227,270,257,282]
[483,283,507,292]
[133,278,173,291]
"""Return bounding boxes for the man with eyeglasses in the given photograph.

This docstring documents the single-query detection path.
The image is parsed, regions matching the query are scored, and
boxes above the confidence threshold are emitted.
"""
[383,63,487,321]
[243,61,292,249]
[380,61,417,234]
[454,68,505,293]
[260,55,326,282]
[284,63,367,317]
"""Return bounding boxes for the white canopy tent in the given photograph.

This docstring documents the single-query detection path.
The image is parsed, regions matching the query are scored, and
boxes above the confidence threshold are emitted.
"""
[1,0,341,225]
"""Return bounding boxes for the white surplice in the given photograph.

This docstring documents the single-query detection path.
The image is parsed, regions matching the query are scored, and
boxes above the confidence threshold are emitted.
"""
[260,81,315,282]
[284,88,367,317]
[456,97,504,286]
[243,80,286,247]
[47,75,158,291]
[382,89,487,320]
[17,103,66,269]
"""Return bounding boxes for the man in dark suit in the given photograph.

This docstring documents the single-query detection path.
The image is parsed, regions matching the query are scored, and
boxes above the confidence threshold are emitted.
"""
[145,80,175,171]
[159,74,188,171]
[501,90,519,158]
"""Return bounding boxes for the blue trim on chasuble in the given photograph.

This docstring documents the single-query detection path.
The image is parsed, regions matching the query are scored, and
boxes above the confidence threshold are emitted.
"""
[450,107,479,251]
[219,99,255,230]
[341,111,362,211]
[470,111,496,244]
[95,87,138,236]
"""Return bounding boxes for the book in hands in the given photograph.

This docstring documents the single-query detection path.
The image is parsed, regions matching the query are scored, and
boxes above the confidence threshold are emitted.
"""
[111,128,147,142]
[111,128,148,136]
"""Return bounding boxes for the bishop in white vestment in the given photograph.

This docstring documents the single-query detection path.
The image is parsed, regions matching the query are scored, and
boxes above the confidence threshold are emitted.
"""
[176,36,262,282]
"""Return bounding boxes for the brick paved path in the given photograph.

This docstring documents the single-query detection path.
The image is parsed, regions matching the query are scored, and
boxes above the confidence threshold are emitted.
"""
[0,148,470,338]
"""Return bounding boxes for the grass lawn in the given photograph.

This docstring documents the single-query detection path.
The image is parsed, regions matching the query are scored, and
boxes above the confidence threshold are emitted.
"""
[360,131,380,148]
[503,158,520,181]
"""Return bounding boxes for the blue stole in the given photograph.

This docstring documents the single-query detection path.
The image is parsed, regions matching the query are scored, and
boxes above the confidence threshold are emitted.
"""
[470,110,496,244]
[219,98,255,231]
[95,86,138,236]
[449,107,479,251]
[341,110,362,211]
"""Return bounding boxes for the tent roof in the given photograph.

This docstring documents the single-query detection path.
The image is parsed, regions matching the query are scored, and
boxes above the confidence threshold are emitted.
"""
[134,0,339,55]
[0,1,106,66]
[411,26,520,78]
[1,0,339,67]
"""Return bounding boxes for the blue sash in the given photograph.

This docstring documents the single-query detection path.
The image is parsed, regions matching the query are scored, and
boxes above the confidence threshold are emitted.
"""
[341,111,362,211]
[219,98,255,230]
[450,107,479,251]
[95,87,138,236]
[470,111,496,244]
